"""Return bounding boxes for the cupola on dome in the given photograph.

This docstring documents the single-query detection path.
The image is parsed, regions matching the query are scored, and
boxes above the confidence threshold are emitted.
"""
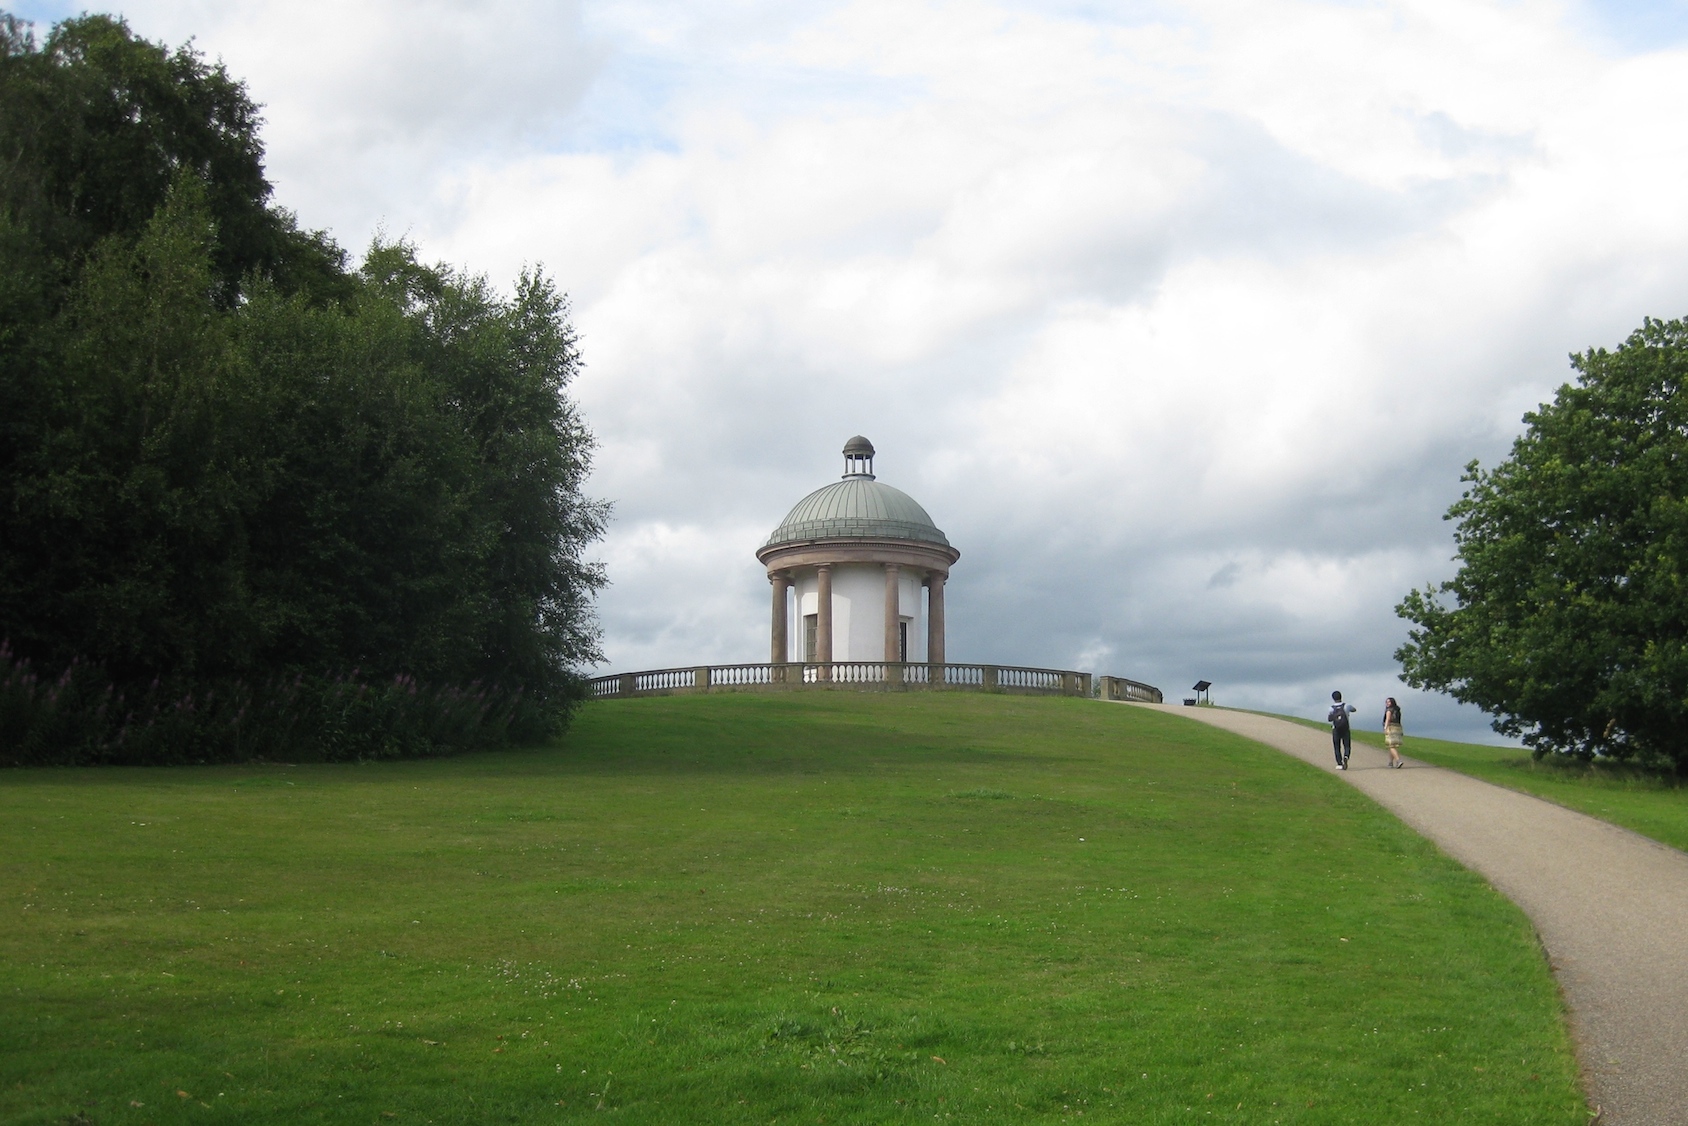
[763,438,950,549]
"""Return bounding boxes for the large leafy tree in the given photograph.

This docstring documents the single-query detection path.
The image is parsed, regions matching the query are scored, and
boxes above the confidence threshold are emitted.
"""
[0,13,607,761]
[1397,316,1688,770]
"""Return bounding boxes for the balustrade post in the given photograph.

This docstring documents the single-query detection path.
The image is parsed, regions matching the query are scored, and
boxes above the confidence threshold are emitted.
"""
[619,673,636,697]
[694,667,710,692]
[982,665,999,691]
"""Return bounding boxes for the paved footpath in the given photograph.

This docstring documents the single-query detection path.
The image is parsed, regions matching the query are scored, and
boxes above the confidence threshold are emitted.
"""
[1135,704,1688,1126]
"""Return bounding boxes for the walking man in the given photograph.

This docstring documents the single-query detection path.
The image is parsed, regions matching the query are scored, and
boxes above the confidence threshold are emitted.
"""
[1328,690,1356,770]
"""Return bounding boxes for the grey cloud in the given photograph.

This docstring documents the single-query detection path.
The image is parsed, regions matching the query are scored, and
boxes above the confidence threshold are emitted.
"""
[1176,113,1512,261]
[1412,110,1535,163]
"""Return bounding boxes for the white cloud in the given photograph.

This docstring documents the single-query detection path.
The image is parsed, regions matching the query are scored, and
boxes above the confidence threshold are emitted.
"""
[60,0,1688,741]
[76,0,604,241]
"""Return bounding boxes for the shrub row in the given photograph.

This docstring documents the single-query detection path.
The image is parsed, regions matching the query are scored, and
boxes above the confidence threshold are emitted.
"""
[0,641,561,766]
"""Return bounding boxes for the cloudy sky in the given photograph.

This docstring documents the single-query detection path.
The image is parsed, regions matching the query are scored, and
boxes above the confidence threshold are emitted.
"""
[19,0,1688,739]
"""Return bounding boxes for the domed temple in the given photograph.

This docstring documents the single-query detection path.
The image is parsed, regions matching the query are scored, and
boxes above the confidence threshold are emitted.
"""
[757,437,959,667]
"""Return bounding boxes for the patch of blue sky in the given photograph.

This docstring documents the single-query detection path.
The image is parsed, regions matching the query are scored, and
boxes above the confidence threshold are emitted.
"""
[542,52,689,156]
[1574,0,1688,52]
[1003,1,1688,57]
[549,9,929,158]
[5,1,78,30]
[993,0,1190,24]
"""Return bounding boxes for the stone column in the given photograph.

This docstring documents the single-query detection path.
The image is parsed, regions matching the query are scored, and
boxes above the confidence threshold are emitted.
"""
[883,564,901,663]
[816,564,833,677]
[769,572,790,665]
[926,572,946,666]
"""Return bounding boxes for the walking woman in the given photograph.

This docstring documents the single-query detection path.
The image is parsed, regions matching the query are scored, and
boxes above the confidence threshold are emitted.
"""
[1383,697,1405,769]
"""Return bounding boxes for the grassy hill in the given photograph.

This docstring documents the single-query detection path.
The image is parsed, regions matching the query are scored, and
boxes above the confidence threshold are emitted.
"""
[1,693,1585,1123]
[1265,706,1688,853]
[1354,729,1688,853]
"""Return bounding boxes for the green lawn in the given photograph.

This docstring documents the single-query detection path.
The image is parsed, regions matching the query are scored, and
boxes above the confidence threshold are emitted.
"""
[1346,728,1688,854]
[2,693,1585,1124]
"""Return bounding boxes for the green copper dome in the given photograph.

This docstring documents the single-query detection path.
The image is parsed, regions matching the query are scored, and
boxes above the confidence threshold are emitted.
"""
[764,476,950,548]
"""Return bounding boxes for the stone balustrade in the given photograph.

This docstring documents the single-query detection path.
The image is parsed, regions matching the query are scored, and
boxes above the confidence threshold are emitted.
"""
[586,662,1162,703]
[1096,675,1165,703]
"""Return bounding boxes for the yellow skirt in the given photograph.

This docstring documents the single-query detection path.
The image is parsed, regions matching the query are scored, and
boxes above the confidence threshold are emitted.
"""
[1384,723,1403,749]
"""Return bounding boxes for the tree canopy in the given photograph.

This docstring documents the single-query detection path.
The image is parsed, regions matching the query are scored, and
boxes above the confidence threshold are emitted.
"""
[0,14,607,764]
[1397,316,1688,771]
[0,12,348,305]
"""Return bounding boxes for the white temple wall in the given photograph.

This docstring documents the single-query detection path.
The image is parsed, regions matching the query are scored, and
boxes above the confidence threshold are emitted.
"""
[788,565,928,662]
[794,586,810,663]
[830,565,878,661]
[900,571,926,660]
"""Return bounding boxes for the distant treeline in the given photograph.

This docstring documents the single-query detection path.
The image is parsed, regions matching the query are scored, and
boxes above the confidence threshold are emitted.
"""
[0,14,608,764]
